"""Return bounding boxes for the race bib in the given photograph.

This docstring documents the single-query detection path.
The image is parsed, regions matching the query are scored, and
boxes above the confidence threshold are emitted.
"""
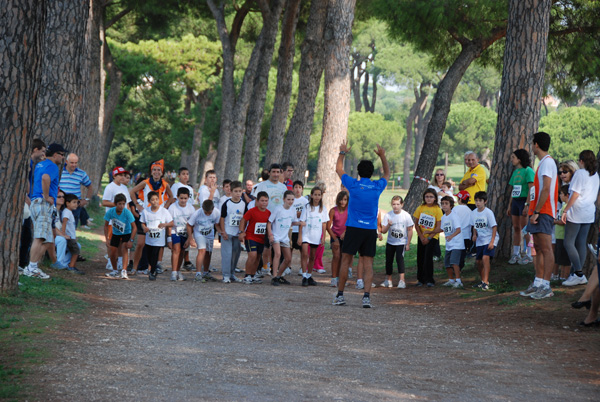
[443,222,454,236]
[199,226,213,236]
[474,218,488,230]
[254,222,267,235]
[418,213,435,230]
[390,229,404,239]
[229,213,242,227]
[529,186,535,202]
[148,228,161,239]
[111,218,126,233]
[176,226,187,236]
[512,185,522,198]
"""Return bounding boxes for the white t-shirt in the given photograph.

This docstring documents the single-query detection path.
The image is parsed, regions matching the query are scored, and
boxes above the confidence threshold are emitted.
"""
[140,206,173,247]
[268,205,298,243]
[470,207,498,247]
[102,182,132,212]
[221,198,246,237]
[63,208,77,239]
[167,202,196,237]
[251,180,288,212]
[219,195,231,210]
[441,212,464,251]
[170,182,194,207]
[198,185,220,210]
[452,204,472,241]
[188,208,220,240]
[567,170,600,224]
[300,204,329,245]
[291,196,309,233]
[382,210,413,246]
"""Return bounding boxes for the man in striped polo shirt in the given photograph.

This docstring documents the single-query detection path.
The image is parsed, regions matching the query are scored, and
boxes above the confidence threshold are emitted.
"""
[60,153,94,228]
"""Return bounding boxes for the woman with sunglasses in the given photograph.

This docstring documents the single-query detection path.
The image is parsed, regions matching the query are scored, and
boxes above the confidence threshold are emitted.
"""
[507,149,535,265]
[429,169,452,261]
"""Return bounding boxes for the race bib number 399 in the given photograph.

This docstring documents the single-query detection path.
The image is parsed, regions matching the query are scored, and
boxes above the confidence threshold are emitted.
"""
[418,213,435,230]
[474,218,488,230]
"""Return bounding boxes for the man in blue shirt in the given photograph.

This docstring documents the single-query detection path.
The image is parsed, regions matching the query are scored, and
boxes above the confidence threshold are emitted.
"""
[24,143,67,279]
[333,141,390,308]
[60,153,94,227]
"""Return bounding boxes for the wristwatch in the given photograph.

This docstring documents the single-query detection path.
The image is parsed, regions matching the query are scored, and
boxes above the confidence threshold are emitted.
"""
[339,151,346,156]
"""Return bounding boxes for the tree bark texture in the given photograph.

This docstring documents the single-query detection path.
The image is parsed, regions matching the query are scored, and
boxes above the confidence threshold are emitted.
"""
[188,90,210,189]
[488,0,551,259]
[242,0,286,183]
[0,0,46,293]
[352,65,363,111]
[207,0,236,180]
[34,0,96,174]
[316,0,356,209]
[413,100,432,170]
[403,85,428,189]
[263,0,302,169]
[281,0,328,183]
[199,142,218,186]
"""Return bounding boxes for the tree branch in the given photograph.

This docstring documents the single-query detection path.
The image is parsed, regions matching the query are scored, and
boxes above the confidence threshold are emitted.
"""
[105,7,132,30]
[550,26,600,36]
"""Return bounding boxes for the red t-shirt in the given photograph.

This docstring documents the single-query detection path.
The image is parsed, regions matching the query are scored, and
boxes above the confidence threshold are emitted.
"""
[243,207,271,243]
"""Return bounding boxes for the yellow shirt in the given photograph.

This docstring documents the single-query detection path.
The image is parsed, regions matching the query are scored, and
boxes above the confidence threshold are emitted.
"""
[461,164,486,204]
[413,204,443,240]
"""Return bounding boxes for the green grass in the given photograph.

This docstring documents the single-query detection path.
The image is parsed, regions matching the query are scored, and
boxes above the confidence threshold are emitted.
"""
[0,264,89,399]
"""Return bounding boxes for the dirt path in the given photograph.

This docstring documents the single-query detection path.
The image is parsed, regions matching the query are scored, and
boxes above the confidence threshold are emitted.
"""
[31,242,600,401]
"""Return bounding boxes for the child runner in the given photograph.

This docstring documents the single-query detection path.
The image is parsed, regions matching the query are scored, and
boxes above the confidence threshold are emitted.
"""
[187,200,222,282]
[298,187,329,287]
[140,191,174,281]
[102,167,132,271]
[380,196,413,288]
[327,191,349,287]
[168,187,196,281]
[61,194,84,275]
[268,190,301,285]
[170,167,195,270]
[197,170,220,208]
[104,193,136,279]
[471,191,498,290]
[413,188,443,287]
[239,192,271,284]
[219,179,232,208]
[220,181,246,283]
[440,196,464,288]
[291,180,308,276]
[453,191,473,270]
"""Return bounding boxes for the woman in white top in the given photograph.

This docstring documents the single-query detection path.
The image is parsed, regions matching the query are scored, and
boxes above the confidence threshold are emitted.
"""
[561,150,600,285]
[428,169,452,261]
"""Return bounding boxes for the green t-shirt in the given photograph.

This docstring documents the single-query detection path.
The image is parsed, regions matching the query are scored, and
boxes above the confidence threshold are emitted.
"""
[509,167,535,198]
[555,204,566,240]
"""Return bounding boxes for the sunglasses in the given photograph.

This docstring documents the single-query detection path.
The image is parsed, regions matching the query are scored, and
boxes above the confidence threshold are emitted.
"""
[558,170,570,174]
[57,195,65,198]
[435,173,445,176]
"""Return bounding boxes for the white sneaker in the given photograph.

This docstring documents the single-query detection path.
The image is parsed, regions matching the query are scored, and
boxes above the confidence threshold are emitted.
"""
[330,277,339,287]
[397,280,406,289]
[508,254,519,264]
[171,272,178,281]
[356,279,364,290]
[105,270,119,278]
[562,274,588,286]
[442,280,455,287]
[87,218,94,222]
[452,281,464,289]
[282,267,292,276]
[348,268,353,278]
[518,255,533,265]
[222,277,231,283]
[380,280,392,288]
[550,274,560,281]
[209,265,218,272]
[24,266,50,279]
[121,270,129,279]
[316,268,326,274]
[243,276,253,284]
[105,261,113,270]
[230,275,242,283]
[80,225,91,230]
[177,272,186,281]
[234,267,244,273]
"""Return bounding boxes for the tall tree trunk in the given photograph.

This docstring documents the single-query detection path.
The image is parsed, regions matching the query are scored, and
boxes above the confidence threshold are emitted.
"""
[282,0,328,183]
[362,70,371,112]
[315,0,356,209]
[352,65,362,112]
[199,142,218,186]
[264,0,302,168]
[188,90,210,189]
[488,0,551,259]
[0,0,46,294]
[242,0,286,183]
[369,71,378,112]
[403,30,506,214]
[34,0,90,158]
[403,85,428,189]
[413,100,432,170]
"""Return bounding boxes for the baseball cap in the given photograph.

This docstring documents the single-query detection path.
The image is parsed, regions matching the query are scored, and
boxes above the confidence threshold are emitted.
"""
[455,190,470,201]
[47,143,67,154]
[112,166,129,176]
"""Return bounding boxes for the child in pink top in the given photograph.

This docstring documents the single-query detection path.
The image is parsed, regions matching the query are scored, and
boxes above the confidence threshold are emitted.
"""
[326,191,349,287]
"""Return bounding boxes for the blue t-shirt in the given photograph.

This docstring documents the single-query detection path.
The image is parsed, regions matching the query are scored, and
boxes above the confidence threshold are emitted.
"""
[104,207,135,235]
[341,174,387,230]
[31,160,60,203]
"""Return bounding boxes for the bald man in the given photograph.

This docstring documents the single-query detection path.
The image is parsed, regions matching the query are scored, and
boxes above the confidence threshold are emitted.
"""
[458,151,487,210]
[60,153,94,227]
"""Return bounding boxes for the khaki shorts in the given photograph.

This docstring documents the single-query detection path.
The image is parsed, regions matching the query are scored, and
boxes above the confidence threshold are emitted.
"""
[30,198,54,243]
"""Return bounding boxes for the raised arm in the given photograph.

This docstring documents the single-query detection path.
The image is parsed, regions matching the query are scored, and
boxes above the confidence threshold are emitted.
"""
[336,141,351,179]
[374,144,390,181]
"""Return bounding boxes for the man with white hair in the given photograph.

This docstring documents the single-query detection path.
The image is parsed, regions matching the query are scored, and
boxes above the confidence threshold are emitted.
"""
[458,151,487,210]
[60,153,94,228]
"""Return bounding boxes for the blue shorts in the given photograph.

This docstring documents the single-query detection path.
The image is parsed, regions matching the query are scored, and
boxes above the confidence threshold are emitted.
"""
[476,245,495,260]
[247,240,264,255]
[528,213,554,236]
[171,233,189,247]
[511,198,527,216]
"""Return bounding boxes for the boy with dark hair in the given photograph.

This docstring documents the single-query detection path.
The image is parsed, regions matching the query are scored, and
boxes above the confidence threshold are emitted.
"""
[471,191,498,290]
[187,199,222,282]
[290,180,308,276]
[140,191,174,281]
[220,181,246,283]
[168,187,196,281]
[104,193,136,279]
[239,192,271,284]
[440,196,464,288]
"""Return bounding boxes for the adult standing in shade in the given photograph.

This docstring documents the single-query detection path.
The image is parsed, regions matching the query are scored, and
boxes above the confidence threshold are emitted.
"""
[60,153,94,228]
[459,151,487,210]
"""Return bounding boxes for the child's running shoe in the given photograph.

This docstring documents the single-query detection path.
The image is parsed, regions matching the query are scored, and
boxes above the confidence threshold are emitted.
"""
[194,272,203,282]
[452,281,463,289]
[251,276,262,284]
[307,277,317,286]
[203,272,217,282]
[356,279,364,289]
[105,270,119,278]
[171,272,178,281]
[332,295,346,306]
[442,280,454,287]
[330,277,338,287]
[397,280,406,289]
[278,277,291,285]
[362,295,372,308]
[508,254,519,265]
[243,276,253,285]
[120,269,128,279]
[24,266,50,279]
[315,268,326,274]
[177,272,186,281]
[183,261,195,271]
[222,277,232,284]
[519,283,538,296]
[230,275,242,283]
[380,280,392,288]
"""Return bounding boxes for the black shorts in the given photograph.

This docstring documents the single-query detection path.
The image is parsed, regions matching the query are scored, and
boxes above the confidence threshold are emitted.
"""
[330,236,344,249]
[511,198,527,216]
[291,232,301,250]
[341,226,378,257]
[134,216,144,235]
[302,242,319,249]
[554,239,571,266]
[110,233,132,248]
[66,239,80,255]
